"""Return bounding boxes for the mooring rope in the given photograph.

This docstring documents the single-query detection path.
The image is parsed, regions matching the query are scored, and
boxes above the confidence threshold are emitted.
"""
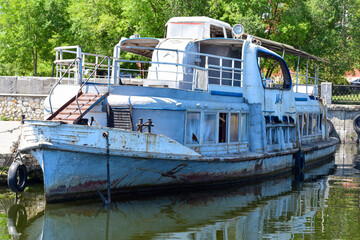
[0,125,21,134]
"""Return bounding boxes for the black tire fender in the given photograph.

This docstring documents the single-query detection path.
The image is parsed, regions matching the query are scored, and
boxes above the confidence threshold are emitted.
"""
[7,204,27,236]
[327,119,334,135]
[354,114,360,134]
[7,161,28,193]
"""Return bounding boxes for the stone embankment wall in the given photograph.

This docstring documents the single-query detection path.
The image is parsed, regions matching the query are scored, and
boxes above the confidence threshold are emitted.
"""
[0,95,45,120]
[321,82,360,143]
[327,104,360,143]
[0,76,57,120]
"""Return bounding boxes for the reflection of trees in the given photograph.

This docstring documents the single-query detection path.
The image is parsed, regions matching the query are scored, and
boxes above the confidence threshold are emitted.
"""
[312,177,360,239]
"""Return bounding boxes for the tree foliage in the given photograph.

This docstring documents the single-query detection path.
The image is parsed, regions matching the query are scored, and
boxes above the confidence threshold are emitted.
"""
[0,0,359,82]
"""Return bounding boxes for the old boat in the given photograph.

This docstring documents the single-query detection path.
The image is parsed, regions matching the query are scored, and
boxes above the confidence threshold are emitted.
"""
[13,17,338,202]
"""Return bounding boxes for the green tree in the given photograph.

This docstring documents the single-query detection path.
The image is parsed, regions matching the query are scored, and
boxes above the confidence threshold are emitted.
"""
[0,0,70,76]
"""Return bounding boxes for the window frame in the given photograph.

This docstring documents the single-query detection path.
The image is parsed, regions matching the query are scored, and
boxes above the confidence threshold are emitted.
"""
[256,49,292,90]
[184,110,249,146]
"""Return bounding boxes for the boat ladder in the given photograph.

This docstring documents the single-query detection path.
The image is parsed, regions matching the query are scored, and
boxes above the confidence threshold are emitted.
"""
[47,92,109,124]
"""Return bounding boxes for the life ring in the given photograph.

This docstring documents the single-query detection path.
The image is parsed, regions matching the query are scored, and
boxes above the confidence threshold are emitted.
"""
[7,161,28,193]
[7,204,27,236]
[327,119,334,135]
[353,114,360,134]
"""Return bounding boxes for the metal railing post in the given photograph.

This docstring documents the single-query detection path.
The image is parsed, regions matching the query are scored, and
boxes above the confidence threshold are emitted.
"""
[315,63,319,98]
[76,46,82,85]
[108,57,111,92]
[232,60,235,86]
[306,59,309,94]
[296,55,300,92]
[220,58,223,85]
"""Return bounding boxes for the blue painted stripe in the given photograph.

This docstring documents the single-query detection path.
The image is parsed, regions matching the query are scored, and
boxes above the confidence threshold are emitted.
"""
[112,107,186,111]
[210,91,243,97]
[295,97,308,101]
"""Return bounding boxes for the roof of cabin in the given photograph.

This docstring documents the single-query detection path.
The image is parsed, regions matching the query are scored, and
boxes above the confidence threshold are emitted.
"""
[120,16,327,63]
[166,16,232,29]
[240,34,327,63]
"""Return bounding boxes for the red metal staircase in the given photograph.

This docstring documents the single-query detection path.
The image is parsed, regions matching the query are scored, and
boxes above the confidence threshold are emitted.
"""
[47,92,108,124]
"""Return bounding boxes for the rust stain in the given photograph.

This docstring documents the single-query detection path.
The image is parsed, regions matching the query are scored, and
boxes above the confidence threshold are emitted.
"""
[165,163,188,176]
[254,159,264,172]
[50,180,108,194]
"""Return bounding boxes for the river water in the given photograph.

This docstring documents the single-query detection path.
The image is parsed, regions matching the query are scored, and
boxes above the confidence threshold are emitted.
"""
[1,144,360,240]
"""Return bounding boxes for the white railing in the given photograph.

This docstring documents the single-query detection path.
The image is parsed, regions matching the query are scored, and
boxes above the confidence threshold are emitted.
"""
[116,46,243,91]
[54,45,243,92]
[54,46,113,86]
[291,58,324,98]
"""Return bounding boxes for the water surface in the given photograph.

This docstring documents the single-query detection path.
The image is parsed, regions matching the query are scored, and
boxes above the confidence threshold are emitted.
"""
[1,144,360,239]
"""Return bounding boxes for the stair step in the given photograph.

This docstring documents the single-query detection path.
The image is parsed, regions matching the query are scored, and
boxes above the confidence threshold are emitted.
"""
[113,120,131,123]
[48,92,108,123]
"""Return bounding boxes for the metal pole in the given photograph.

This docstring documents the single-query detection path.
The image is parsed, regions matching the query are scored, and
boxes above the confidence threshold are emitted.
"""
[107,57,111,92]
[306,59,309,94]
[296,55,300,92]
[77,46,82,85]
[104,131,111,205]
[315,63,319,98]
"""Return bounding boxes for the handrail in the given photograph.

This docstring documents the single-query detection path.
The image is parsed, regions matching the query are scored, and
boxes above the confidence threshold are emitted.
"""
[75,56,109,116]
[49,57,81,115]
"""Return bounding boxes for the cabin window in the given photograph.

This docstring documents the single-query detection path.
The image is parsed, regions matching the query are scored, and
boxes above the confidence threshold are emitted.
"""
[271,128,278,144]
[303,114,308,136]
[290,128,296,142]
[298,114,303,136]
[312,114,317,135]
[219,113,228,143]
[266,128,271,144]
[257,51,291,90]
[308,114,313,135]
[240,113,249,142]
[230,113,239,142]
[210,25,231,38]
[203,113,216,143]
[186,112,201,144]
[283,127,289,143]
[318,114,323,133]
[167,23,204,39]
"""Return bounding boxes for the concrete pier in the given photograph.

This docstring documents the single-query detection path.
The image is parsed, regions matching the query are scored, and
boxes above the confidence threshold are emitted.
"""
[0,121,21,166]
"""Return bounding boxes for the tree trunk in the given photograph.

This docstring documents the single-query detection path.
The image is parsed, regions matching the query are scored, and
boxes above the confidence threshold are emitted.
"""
[33,47,37,76]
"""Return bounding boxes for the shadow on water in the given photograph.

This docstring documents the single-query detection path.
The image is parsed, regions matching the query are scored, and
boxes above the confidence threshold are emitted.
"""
[3,144,360,239]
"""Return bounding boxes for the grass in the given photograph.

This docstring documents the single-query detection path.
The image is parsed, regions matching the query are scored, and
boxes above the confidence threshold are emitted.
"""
[0,116,9,121]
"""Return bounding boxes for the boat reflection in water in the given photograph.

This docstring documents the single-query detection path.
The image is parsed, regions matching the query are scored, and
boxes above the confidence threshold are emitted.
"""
[14,159,335,240]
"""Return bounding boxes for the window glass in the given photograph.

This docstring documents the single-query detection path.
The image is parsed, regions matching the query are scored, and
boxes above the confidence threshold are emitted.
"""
[257,51,291,90]
[203,113,216,143]
[318,114,322,134]
[308,114,313,136]
[186,112,201,144]
[290,127,296,142]
[230,113,239,142]
[303,114,308,136]
[266,128,271,144]
[312,114,317,135]
[219,113,228,143]
[283,127,289,143]
[240,113,249,142]
[167,23,204,39]
[271,128,278,144]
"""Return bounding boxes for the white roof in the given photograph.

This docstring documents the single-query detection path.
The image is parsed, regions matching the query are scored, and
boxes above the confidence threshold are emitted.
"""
[166,16,232,29]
